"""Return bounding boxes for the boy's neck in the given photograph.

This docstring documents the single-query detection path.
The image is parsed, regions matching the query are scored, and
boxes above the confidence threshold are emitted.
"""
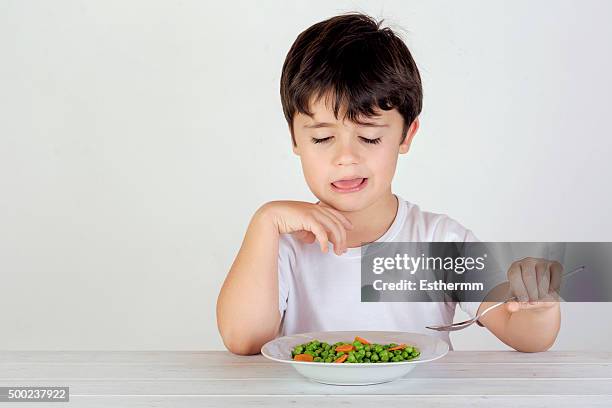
[341,191,399,248]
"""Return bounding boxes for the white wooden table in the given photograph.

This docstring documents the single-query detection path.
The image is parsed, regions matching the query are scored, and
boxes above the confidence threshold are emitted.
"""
[1,351,611,407]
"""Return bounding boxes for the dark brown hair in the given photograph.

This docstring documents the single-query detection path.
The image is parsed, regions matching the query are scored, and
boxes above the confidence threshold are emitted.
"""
[280,13,423,146]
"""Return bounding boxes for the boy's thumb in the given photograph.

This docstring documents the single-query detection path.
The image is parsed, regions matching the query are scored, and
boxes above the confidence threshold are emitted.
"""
[292,230,316,244]
[506,301,520,313]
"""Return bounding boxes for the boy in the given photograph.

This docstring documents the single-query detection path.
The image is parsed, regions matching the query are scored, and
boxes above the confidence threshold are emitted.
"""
[217,13,561,355]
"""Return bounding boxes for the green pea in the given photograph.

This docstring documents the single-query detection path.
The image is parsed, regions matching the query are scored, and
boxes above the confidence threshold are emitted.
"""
[296,339,420,364]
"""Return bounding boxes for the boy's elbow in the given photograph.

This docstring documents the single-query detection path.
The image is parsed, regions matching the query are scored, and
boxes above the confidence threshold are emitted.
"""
[511,335,557,353]
[223,337,262,356]
[216,298,281,356]
[220,326,280,355]
[513,344,553,353]
[217,321,258,355]
[218,319,275,356]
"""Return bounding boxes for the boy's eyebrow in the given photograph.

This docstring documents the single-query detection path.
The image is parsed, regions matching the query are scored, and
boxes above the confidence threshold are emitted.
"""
[304,121,389,129]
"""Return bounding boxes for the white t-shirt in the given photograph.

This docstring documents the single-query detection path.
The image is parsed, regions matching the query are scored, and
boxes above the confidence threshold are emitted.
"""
[277,194,492,349]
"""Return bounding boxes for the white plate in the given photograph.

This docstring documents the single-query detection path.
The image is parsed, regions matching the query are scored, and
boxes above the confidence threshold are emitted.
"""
[261,330,449,385]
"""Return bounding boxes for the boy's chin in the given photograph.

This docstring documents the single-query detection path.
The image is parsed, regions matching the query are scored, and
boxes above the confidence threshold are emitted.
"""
[317,196,370,213]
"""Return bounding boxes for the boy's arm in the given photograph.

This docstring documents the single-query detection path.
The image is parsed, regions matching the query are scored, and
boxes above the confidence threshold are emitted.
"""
[476,258,562,352]
[216,205,282,355]
[216,201,351,355]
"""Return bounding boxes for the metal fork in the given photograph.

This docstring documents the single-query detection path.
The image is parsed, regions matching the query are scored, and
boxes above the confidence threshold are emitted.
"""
[426,265,586,332]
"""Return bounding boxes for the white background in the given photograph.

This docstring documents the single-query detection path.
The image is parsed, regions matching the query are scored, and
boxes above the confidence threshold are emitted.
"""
[1,0,611,350]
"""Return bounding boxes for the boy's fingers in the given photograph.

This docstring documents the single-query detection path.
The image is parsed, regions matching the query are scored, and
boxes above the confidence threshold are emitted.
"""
[507,297,559,313]
[318,207,347,252]
[536,261,550,299]
[507,285,559,313]
[304,232,316,244]
[312,212,341,253]
[292,230,316,244]
[506,301,520,313]
[312,212,344,255]
[549,261,563,294]
[508,263,529,302]
[307,222,329,253]
[520,263,539,302]
[309,202,352,254]
[318,204,353,230]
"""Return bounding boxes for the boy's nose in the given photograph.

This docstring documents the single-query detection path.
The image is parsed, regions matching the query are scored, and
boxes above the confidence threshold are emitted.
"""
[333,140,360,166]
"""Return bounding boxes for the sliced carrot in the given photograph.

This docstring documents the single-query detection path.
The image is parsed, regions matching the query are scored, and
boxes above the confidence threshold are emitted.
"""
[334,354,348,363]
[354,336,370,345]
[334,344,355,352]
[293,353,314,362]
[388,344,407,351]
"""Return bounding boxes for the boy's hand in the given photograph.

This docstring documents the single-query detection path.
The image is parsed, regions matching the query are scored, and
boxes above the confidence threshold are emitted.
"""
[261,201,353,255]
[506,257,562,313]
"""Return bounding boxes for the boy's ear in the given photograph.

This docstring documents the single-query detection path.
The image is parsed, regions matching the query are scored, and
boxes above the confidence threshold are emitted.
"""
[290,125,301,155]
[399,117,420,154]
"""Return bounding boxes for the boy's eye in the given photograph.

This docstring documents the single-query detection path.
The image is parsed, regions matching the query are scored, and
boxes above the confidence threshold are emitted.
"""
[310,136,381,144]
[311,136,332,144]
[360,137,381,144]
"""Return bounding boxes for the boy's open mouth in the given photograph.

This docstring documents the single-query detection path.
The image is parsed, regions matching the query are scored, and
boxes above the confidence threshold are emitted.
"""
[331,177,368,193]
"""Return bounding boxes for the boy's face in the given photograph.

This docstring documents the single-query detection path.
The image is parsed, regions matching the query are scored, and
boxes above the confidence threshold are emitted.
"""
[292,97,419,212]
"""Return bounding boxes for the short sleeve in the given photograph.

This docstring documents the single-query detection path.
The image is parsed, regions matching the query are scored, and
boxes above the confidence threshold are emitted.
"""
[277,234,294,317]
